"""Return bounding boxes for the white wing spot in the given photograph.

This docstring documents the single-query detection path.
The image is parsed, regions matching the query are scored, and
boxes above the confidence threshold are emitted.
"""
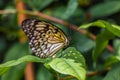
[32,47,35,51]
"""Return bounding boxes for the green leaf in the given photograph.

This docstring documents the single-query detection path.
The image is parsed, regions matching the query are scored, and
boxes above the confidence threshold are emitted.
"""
[0,38,6,52]
[23,0,54,10]
[104,56,120,67]
[1,64,25,80]
[62,0,78,19]
[4,43,28,62]
[71,32,95,53]
[0,55,50,75]
[38,0,54,10]
[0,43,29,80]
[106,24,120,37]
[51,6,66,18]
[0,55,47,67]
[62,47,86,68]
[0,67,11,75]
[48,58,86,80]
[93,30,115,61]
[103,63,120,80]
[36,66,54,80]
[105,39,120,67]
[89,1,120,18]
[80,20,120,37]
[79,20,120,61]
[113,39,120,56]
[79,20,106,29]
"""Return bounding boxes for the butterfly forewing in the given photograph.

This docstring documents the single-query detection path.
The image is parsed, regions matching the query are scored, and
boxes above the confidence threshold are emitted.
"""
[21,18,69,58]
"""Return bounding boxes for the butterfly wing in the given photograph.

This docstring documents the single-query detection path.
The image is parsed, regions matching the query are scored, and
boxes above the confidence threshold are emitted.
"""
[21,18,69,58]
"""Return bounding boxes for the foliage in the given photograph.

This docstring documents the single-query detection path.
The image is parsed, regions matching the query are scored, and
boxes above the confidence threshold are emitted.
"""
[0,47,86,80]
[0,0,120,80]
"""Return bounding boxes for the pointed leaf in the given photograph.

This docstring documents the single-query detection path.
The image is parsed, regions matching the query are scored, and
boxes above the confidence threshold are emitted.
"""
[48,58,86,80]
[36,66,53,80]
[104,56,120,67]
[89,1,120,18]
[93,30,115,61]
[79,20,105,29]
[103,63,120,80]
[0,55,50,75]
[106,24,120,37]
[1,64,25,80]
[71,32,95,53]
[79,20,120,37]
[62,0,78,19]
[4,43,28,62]
[62,47,86,67]
[113,39,120,56]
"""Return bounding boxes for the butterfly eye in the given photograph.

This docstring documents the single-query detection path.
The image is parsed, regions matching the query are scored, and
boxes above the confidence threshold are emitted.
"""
[21,18,69,58]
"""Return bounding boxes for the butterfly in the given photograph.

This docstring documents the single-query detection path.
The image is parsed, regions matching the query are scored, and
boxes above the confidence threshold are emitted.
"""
[21,18,69,58]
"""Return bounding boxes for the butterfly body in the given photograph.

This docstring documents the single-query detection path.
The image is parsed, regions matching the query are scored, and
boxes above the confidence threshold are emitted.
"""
[21,18,69,58]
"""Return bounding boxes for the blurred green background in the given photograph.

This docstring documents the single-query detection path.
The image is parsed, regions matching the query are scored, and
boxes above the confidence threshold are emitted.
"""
[0,0,120,80]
